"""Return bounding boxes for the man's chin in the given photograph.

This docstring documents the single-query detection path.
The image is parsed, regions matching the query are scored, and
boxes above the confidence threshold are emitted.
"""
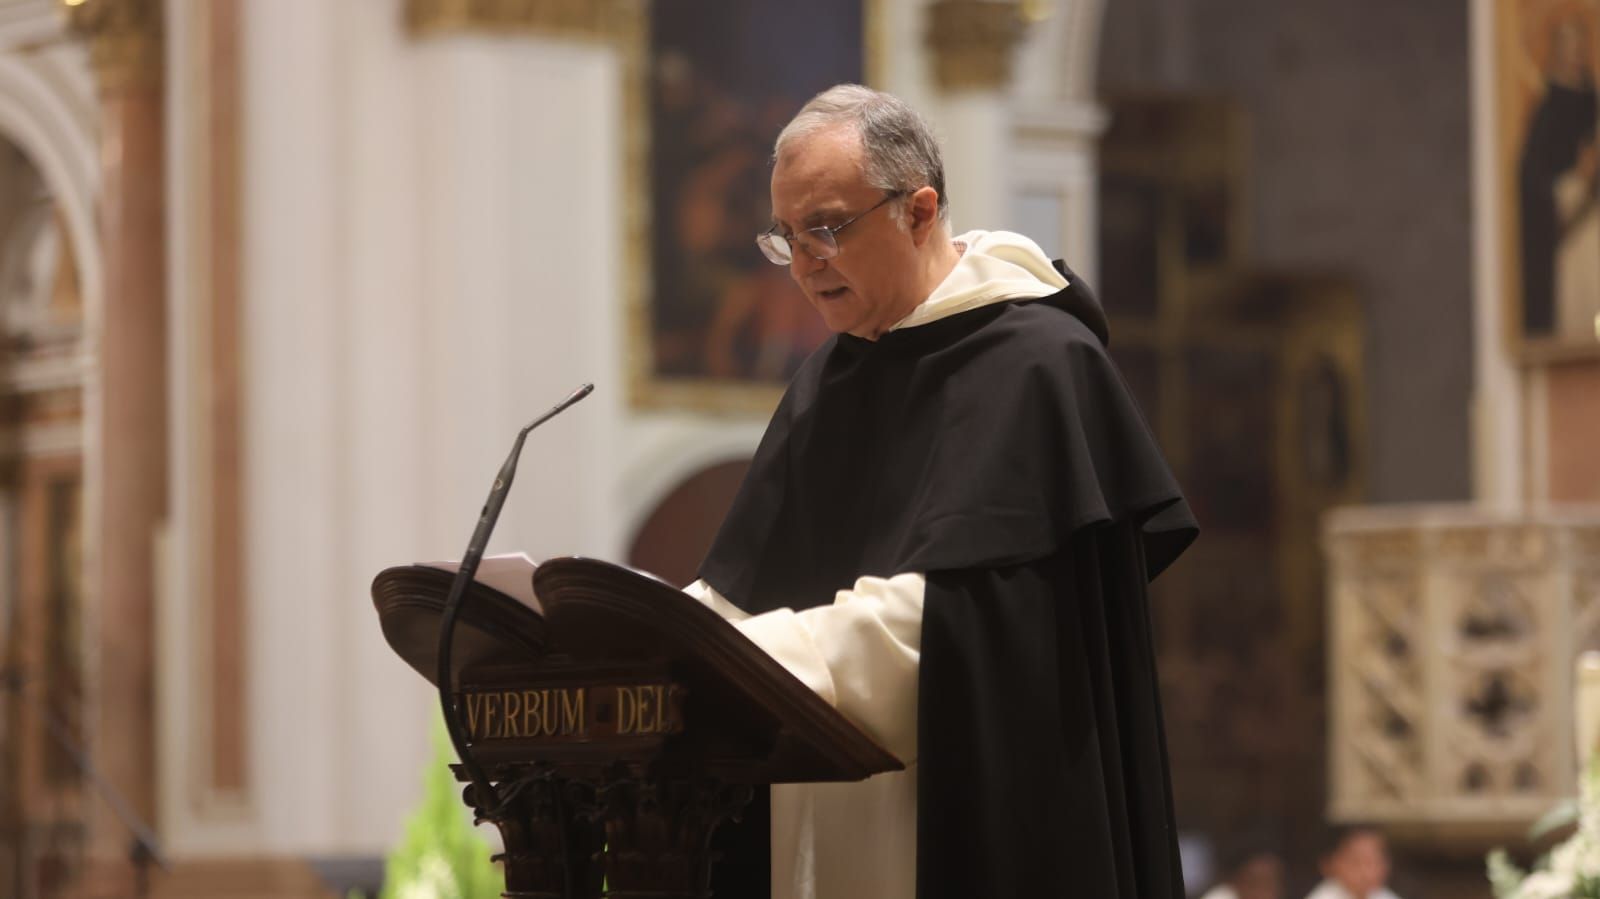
[817,309,863,335]
[808,299,855,333]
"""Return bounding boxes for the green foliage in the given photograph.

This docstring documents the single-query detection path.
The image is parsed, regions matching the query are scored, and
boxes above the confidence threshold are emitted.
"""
[363,720,503,899]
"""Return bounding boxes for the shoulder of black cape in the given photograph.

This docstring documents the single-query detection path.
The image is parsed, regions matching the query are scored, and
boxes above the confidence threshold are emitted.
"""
[697,261,1197,611]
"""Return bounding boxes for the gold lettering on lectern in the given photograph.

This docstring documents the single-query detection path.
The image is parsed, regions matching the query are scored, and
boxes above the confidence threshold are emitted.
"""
[541,688,558,735]
[562,688,584,734]
[617,685,637,735]
[617,684,671,736]
[528,684,547,735]
[464,687,591,740]
[503,690,522,737]
[458,682,677,743]
[464,693,481,736]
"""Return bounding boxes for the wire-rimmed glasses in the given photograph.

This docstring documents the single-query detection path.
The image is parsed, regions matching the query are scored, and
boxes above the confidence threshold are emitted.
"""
[756,191,905,265]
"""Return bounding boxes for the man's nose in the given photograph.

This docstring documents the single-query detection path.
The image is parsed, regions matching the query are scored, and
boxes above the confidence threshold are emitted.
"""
[790,248,825,279]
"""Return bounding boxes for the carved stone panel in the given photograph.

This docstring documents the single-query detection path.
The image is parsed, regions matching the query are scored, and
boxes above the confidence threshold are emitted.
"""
[1327,507,1600,842]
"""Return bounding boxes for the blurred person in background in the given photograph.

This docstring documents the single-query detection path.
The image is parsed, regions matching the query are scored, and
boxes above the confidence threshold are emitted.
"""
[1199,843,1285,899]
[1305,826,1402,899]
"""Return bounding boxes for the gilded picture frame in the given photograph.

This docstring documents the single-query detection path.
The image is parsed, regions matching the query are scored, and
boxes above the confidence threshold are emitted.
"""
[625,0,885,413]
[1495,0,1600,360]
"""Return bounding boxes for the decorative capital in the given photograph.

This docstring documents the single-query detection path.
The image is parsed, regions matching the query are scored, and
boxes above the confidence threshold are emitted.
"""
[404,0,641,43]
[925,0,1028,93]
[61,0,163,93]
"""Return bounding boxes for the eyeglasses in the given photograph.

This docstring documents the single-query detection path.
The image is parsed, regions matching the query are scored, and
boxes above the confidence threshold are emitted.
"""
[756,191,905,265]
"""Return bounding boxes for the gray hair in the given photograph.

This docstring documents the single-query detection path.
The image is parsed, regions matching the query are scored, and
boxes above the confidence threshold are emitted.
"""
[774,84,949,223]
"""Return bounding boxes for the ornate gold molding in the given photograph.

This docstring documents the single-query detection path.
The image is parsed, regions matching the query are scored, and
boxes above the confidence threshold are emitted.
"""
[405,0,641,43]
[925,0,1027,93]
[61,0,163,92]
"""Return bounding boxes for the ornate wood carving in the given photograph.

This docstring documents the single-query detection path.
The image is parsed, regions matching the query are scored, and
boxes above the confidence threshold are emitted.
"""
[460,761,752,899]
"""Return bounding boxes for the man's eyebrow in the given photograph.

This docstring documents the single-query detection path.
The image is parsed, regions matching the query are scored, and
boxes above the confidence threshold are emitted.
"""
[771,203,849,234]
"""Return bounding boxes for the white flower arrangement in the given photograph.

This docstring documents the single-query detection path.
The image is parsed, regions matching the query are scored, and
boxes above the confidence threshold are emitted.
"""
[1488,758,1600,899]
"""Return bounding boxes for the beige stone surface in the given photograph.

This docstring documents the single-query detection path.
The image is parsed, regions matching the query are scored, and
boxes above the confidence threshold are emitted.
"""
[1548,361,1600,503]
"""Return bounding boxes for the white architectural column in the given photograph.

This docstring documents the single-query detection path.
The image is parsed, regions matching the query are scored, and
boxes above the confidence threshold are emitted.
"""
[241,0,633,856]
[1468,0,1524,509]
[241,0,354,854]
[1007,103,1105,281]
[409,35,626,563]
[921,0,1108,274]
[924,0,1027,233]
[937,92,1011,232]
[1008,0,1108,279]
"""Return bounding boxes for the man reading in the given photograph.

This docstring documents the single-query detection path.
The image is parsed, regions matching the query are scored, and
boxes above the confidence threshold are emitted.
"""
[685,83,1197,899]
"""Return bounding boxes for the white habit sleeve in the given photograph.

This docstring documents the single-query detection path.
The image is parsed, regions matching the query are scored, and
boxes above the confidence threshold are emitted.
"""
[682,575,925,761]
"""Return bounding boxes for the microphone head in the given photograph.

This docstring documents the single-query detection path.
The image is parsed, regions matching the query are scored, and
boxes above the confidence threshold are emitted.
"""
[518,382,597,437]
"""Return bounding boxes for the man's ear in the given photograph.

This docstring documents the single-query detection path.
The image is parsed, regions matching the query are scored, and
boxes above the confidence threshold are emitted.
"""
[907,186,942,246]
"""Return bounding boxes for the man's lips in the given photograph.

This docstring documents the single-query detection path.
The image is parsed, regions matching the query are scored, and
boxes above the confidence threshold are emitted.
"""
[816,286,849,300]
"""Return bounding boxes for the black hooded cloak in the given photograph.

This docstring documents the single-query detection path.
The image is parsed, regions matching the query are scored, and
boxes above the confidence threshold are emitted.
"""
[700,265,1197,899]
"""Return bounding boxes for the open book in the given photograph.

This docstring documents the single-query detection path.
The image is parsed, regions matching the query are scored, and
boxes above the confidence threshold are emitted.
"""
[372,553,677,684]
[372,553,549,684]
[421,552,542,613]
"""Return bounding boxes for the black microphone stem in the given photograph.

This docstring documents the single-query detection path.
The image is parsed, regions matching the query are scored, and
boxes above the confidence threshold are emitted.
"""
[435,383,593,819]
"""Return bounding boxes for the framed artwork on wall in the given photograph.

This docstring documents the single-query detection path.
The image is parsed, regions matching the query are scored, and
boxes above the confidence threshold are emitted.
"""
[1496,0,1600,358]
[627,0,881,412]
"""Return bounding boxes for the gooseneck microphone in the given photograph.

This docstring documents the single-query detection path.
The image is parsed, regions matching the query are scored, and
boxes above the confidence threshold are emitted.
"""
[435,382,594,818]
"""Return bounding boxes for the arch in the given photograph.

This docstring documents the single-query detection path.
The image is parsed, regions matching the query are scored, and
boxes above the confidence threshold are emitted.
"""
[0,44,102,789]
[614,421,765,558]
[626,458,751,587]
[0,53,102,342]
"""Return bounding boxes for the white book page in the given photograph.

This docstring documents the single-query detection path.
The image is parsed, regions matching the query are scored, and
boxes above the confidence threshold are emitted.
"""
[421,552,541,614]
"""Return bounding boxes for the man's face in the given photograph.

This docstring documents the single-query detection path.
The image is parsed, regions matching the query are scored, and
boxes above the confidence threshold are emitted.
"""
[769,127,925,339]
[1323,832,1389,898]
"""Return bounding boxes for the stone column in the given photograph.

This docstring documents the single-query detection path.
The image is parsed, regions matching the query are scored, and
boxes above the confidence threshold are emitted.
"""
[925,0,1027,231]
[400,0,636,564]
[62,0,166,892]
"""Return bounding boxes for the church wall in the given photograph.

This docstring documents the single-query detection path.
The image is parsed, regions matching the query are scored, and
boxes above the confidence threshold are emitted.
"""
[1100,0,1476,506]
[1544,364,1600,502]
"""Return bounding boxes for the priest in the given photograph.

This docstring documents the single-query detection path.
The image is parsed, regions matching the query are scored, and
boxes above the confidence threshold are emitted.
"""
[684,83,1197,899]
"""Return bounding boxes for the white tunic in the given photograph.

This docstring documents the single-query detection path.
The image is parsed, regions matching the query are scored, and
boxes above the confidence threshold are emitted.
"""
[683,575,923,899]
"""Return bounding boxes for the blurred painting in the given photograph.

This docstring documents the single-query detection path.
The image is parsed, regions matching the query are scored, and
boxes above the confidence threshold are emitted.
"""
[645,0,866,400]
[1499,0,1600,352]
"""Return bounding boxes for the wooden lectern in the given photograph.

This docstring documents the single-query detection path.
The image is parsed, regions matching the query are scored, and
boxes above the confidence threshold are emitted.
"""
[373,556,901,899]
